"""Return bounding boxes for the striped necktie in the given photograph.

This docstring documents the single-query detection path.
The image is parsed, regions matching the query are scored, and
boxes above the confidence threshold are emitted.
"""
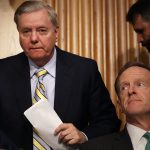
[33,69,48,104]
[33,69,51,150]
[143,132,150,150]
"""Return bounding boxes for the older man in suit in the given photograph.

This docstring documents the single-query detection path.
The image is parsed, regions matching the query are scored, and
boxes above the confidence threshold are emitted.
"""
[79,61,150,150]
[0,1,120,149]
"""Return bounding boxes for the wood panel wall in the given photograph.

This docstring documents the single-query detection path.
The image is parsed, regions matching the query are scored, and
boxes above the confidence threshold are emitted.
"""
[0,0,150,125]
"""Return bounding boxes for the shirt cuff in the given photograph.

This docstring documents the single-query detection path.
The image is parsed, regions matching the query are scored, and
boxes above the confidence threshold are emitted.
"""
[81,132,88,141]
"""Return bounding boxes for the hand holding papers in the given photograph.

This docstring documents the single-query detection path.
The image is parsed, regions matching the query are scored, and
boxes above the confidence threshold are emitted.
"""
[24,100,73,150]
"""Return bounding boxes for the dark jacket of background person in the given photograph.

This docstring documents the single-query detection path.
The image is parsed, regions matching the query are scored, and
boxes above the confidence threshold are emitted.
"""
[79,127,133,150]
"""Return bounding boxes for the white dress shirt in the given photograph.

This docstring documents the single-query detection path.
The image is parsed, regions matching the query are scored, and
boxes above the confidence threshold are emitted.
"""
[127,123,150,150]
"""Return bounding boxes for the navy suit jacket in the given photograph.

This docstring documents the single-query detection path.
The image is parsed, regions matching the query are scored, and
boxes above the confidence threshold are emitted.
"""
[79,128,133,150]
[0,47,120,149]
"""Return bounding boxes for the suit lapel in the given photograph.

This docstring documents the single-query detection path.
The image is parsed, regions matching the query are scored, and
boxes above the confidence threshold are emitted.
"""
[54,48,73,121]
[113,128,133,150]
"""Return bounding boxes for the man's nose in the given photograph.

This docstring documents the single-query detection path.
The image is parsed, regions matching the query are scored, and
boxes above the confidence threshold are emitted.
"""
[128,85,136,96]
[137,34,144,43]
[30,32,39,44]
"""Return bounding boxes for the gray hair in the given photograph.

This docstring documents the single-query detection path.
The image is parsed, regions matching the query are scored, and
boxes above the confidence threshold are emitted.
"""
[14,1,59,28]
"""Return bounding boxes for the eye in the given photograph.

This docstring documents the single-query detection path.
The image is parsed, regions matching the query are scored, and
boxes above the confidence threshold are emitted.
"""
[21,29,31,36]
[38,28,48,34]
[120,84,129,92]
[137,82,145,87]
[134,29,144,34]
[121,86,128,91]
[23,30,29,33]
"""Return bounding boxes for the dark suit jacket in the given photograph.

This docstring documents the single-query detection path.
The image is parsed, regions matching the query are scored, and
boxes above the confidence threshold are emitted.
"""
[79,128,133,150]
[0,47,120,149]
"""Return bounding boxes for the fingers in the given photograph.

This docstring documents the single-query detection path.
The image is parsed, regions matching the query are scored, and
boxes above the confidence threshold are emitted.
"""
[54,123,87,145]
[54,123,73,136]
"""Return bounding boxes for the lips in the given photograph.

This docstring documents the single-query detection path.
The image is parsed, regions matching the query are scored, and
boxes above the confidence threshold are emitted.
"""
[128,99,141,104]
[29,47,43,50]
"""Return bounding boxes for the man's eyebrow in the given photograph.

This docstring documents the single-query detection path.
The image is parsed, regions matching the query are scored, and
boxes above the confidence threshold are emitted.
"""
[134,28,144,34]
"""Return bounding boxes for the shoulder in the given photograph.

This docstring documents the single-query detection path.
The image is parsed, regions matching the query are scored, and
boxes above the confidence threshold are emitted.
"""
[0,52,28,73]
[92,132,120,143]
[56,46,98,68]
[79,132,124,150]
[0,52,25,65]
[79,132,119,150]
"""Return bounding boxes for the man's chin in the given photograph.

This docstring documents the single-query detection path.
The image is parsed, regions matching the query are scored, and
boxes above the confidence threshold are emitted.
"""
[145,47,150,53]
[142,44,150,53]
[28,54,45,62]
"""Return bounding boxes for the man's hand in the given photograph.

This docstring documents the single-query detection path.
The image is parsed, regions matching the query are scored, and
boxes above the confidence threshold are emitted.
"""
[54,123,87,145]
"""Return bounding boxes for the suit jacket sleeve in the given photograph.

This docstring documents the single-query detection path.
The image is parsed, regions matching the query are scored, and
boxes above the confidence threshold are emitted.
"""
[0,130,19,150]
[81,60,120,139]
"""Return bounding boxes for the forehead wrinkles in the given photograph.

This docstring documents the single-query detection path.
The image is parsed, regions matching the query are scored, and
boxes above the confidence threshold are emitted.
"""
[119,67,150,83]
[133,15,149,30]
[18,9,51,27]
[133,15,143,25]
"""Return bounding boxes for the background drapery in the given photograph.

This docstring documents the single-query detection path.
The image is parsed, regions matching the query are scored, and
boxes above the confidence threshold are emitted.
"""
[0,0,150,126]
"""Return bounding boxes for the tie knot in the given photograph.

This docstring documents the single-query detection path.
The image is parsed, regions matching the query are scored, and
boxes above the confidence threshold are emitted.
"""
[144,132,150,141]
[35,69,48,79]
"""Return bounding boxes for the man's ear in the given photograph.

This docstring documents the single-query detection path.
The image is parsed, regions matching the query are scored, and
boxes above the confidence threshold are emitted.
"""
[117,99,123,113]
[54,27,59,42]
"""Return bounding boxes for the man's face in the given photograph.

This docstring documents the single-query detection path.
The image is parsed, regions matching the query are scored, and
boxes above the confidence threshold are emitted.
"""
[17,9,59,66]
[118,66,150,117]
[133,15,150,53]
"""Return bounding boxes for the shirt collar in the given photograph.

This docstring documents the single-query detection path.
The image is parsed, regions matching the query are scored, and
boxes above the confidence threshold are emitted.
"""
[29,48,56,78]
[127,123,148,147]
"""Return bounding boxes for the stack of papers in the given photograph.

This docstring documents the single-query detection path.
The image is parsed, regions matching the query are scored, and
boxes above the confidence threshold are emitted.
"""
[24,100,74,150]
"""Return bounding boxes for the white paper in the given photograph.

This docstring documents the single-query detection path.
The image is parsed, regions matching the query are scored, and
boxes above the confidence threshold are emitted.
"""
[24,100,73,150]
